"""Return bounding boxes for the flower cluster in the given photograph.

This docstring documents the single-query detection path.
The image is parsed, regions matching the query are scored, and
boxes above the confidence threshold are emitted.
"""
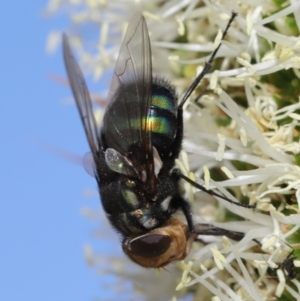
[48,0,300,300]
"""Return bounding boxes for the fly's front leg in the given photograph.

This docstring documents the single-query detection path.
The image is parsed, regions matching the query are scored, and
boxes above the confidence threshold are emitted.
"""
[193,223,245,241]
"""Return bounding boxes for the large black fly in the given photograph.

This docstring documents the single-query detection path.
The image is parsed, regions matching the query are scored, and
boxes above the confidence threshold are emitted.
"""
[63,11,255,268]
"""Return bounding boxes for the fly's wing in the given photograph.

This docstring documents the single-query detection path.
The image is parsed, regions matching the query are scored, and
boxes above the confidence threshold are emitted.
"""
[62,34,100,161]
[103,13,155,189]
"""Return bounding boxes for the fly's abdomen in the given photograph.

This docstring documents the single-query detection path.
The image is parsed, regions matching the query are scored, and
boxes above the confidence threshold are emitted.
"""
[150,78,178,157]
[102,77,178,158]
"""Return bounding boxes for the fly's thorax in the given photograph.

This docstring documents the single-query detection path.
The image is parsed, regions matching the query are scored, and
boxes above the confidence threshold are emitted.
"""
[122,217,194,268]
[100,173,180,236]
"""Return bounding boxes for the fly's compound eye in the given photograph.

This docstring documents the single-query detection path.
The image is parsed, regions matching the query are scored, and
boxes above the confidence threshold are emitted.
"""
[128,234,171,258]
[125,179,136,188]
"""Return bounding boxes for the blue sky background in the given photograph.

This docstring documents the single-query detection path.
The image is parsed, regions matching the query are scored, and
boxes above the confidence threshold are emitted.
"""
[0,2,121,300]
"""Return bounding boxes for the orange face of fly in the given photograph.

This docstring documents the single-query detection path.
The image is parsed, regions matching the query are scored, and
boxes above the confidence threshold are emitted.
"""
[122,218,195,268]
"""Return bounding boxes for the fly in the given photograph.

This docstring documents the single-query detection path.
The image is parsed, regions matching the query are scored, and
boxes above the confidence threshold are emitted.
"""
[63,11,255,268]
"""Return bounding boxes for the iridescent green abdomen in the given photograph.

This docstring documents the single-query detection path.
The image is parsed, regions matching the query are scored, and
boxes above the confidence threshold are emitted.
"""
[150,77,178,158]
[102,77,178,159]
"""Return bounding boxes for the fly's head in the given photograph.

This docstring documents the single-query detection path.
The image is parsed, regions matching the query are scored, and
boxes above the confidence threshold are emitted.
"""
[122,218,194,268]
